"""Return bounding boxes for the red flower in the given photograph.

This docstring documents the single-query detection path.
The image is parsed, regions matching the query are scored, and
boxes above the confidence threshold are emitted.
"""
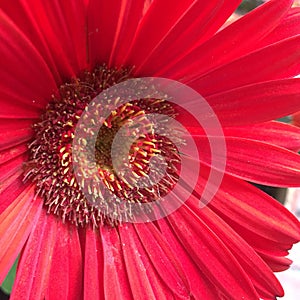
[1,0,300,299]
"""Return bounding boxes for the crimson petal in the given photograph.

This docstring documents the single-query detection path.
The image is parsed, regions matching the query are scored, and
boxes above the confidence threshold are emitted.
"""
[167,203,259,299]
[87,0,146,69]
[118,224,174,299]
[46,221,83,300]
[84,228,104,300]
[0,155,26,183]
[131,0,224,74]
[187,35,300,96]
[206,79,300,126]
[100,226,132,299]
[0,127,32,151]
[123,0,195,69]
[185,199,284,298]
[224,121,300,151]
[258,7,300,48]
[133,222,190,298]
[107,0,146,68]
[192,135,300,187]
[0,186,42,284]
[205,175,300,244]
[0,10,57,109]
[10,209,56,300]
[0,144,28,165]
[223,137,300,187]
[162,0,292,79]
[1,0,88,80]
[157,218,223,299]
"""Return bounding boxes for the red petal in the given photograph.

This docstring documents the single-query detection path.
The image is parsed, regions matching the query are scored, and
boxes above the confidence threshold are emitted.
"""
[0,186,42,284]
[0,119,33,130]
[206,79,300,126]
[131,0,224,74]
[235,227,292,258]
[156,218,220,299]
[192,135,300,187]
[0,10,57,110]
[205,175,300,244]
[1,85,45,111]
[240,229,294,272]
[133,222,190,298]
[46,221,83,300]
[192,0,243,43]
[123,0,195,69]
[1,0,88,80]
[209,213,296,271]
[258,252,292,272]
[0,101,40,119]
[87,0,121,66]
[0,154,26,182]
[188,120,300,151]
[0,127,32,151]
[0,144,28,165]
[87,0,144,68]
[11,210,57,300]
[50,0,88,72]
[223,137,300,187]
[167,203,259,299]
[162,0,292,79]
[84,228,104,300]
[187,35,300,96]
[185,198,284,298]
[0,170,24,196]
[258,7,300,48]
[0,174,29,214]
[100,226,132,299]
[118,224,174,299]
[108,0,146,68]
[130,0,242,76]
[224,121,300,151]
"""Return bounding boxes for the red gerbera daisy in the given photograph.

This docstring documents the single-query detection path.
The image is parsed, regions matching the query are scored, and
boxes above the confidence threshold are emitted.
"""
[1,0,300,299]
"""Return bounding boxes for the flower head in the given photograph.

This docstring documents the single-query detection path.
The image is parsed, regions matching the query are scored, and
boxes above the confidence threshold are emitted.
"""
[1,0,300,299]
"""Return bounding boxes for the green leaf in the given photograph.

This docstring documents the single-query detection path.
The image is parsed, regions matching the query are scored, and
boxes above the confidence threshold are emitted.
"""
[1,257,19,295]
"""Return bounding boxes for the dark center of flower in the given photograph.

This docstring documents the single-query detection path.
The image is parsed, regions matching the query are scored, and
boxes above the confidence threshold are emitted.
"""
[24,65,181,227]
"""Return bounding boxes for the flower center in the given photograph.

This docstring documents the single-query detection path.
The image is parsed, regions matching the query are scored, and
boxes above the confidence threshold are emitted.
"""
[24,66,180,227]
